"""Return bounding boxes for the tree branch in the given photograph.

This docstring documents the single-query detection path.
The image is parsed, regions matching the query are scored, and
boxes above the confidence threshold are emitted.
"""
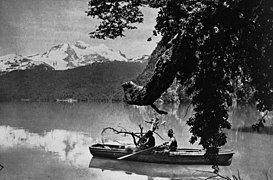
[101,127,141,138]
[122,32,183,111]
[101,127,142,145]
[150,103,168,114]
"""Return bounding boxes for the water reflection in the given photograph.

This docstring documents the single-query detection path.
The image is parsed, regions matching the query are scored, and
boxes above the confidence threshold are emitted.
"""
[0,125,92,167]
[89,157,214,179]
[1,102,273,180]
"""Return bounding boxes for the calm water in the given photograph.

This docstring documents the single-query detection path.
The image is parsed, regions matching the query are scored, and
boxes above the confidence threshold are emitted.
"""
[0,102,273,180]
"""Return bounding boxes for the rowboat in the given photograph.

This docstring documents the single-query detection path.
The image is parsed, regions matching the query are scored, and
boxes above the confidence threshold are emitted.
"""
[89,143,234,166]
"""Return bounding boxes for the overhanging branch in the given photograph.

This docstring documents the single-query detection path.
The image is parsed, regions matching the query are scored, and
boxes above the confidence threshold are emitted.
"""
[122,32,183,112]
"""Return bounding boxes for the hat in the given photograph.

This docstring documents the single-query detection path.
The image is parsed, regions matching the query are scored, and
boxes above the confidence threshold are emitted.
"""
[146,130,153,136]
[168,129,174,135]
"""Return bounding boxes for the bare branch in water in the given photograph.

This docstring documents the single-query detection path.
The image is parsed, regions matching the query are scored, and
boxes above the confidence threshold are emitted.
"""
[101,127,142,146]
[100,120,166,146]
[117,125,127,132]
[101,127,141,137]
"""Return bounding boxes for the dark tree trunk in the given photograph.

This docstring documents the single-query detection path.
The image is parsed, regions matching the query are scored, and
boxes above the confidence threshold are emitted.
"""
[122,32,184,108]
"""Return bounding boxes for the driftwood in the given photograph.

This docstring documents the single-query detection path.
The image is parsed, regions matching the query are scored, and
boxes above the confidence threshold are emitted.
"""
[101,126,165,146]
[101,117,166,146]
[101,127,141,145]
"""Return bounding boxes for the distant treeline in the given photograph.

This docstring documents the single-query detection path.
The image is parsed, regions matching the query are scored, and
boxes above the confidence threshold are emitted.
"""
[0,61,147,102]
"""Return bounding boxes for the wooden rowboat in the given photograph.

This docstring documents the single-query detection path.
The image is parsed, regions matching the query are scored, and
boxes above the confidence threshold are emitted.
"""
[89,143,234,166]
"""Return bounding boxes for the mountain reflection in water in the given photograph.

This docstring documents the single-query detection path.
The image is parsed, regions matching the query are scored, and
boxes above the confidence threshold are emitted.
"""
[0,125,92,167]
[0,125,214,180]
[1,102,273,180]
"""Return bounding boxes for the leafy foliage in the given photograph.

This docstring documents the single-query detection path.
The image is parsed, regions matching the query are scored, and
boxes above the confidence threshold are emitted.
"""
[86,0,145,39]
[86,0,273,149]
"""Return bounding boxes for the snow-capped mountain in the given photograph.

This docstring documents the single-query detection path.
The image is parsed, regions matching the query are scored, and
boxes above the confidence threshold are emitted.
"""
[0,41,149,72]
[0,54,53,73]
[30,41,128,70]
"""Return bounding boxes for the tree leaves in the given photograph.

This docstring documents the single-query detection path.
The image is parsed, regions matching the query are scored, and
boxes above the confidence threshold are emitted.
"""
[87,0,145,39]
[87,0,273,148]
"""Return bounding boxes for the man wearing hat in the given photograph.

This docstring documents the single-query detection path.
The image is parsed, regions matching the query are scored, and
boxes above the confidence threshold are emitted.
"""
[139,130,155,149]
[165,129,177,152]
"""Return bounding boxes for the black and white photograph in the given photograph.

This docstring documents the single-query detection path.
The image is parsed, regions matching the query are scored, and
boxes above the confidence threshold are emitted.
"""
[0,0,273,179]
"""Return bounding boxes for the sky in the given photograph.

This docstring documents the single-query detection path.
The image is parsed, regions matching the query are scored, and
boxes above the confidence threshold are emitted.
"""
[0,0,161,58]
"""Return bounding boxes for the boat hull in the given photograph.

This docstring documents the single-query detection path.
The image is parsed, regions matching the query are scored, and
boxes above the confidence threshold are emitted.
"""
[89,144,234,166]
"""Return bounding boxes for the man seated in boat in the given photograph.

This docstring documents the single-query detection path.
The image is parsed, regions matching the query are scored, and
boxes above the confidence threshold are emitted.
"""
[138,130,155,149]
[164,129,177,152]
[125,130,155,153]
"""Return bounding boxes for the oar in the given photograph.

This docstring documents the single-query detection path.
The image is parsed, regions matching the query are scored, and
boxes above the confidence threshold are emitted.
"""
[117,142,167,160]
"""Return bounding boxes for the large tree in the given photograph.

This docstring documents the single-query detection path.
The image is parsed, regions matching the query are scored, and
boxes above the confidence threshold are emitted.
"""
[86,0,273,149]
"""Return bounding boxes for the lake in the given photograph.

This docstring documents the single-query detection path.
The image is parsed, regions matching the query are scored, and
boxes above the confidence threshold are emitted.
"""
[0,102,273,180]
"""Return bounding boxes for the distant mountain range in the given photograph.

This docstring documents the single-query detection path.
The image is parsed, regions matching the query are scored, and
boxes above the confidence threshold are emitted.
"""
[0,54,54,73]
[0,61,147,102]
[0,41,149,72]
[0,41,149,102]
